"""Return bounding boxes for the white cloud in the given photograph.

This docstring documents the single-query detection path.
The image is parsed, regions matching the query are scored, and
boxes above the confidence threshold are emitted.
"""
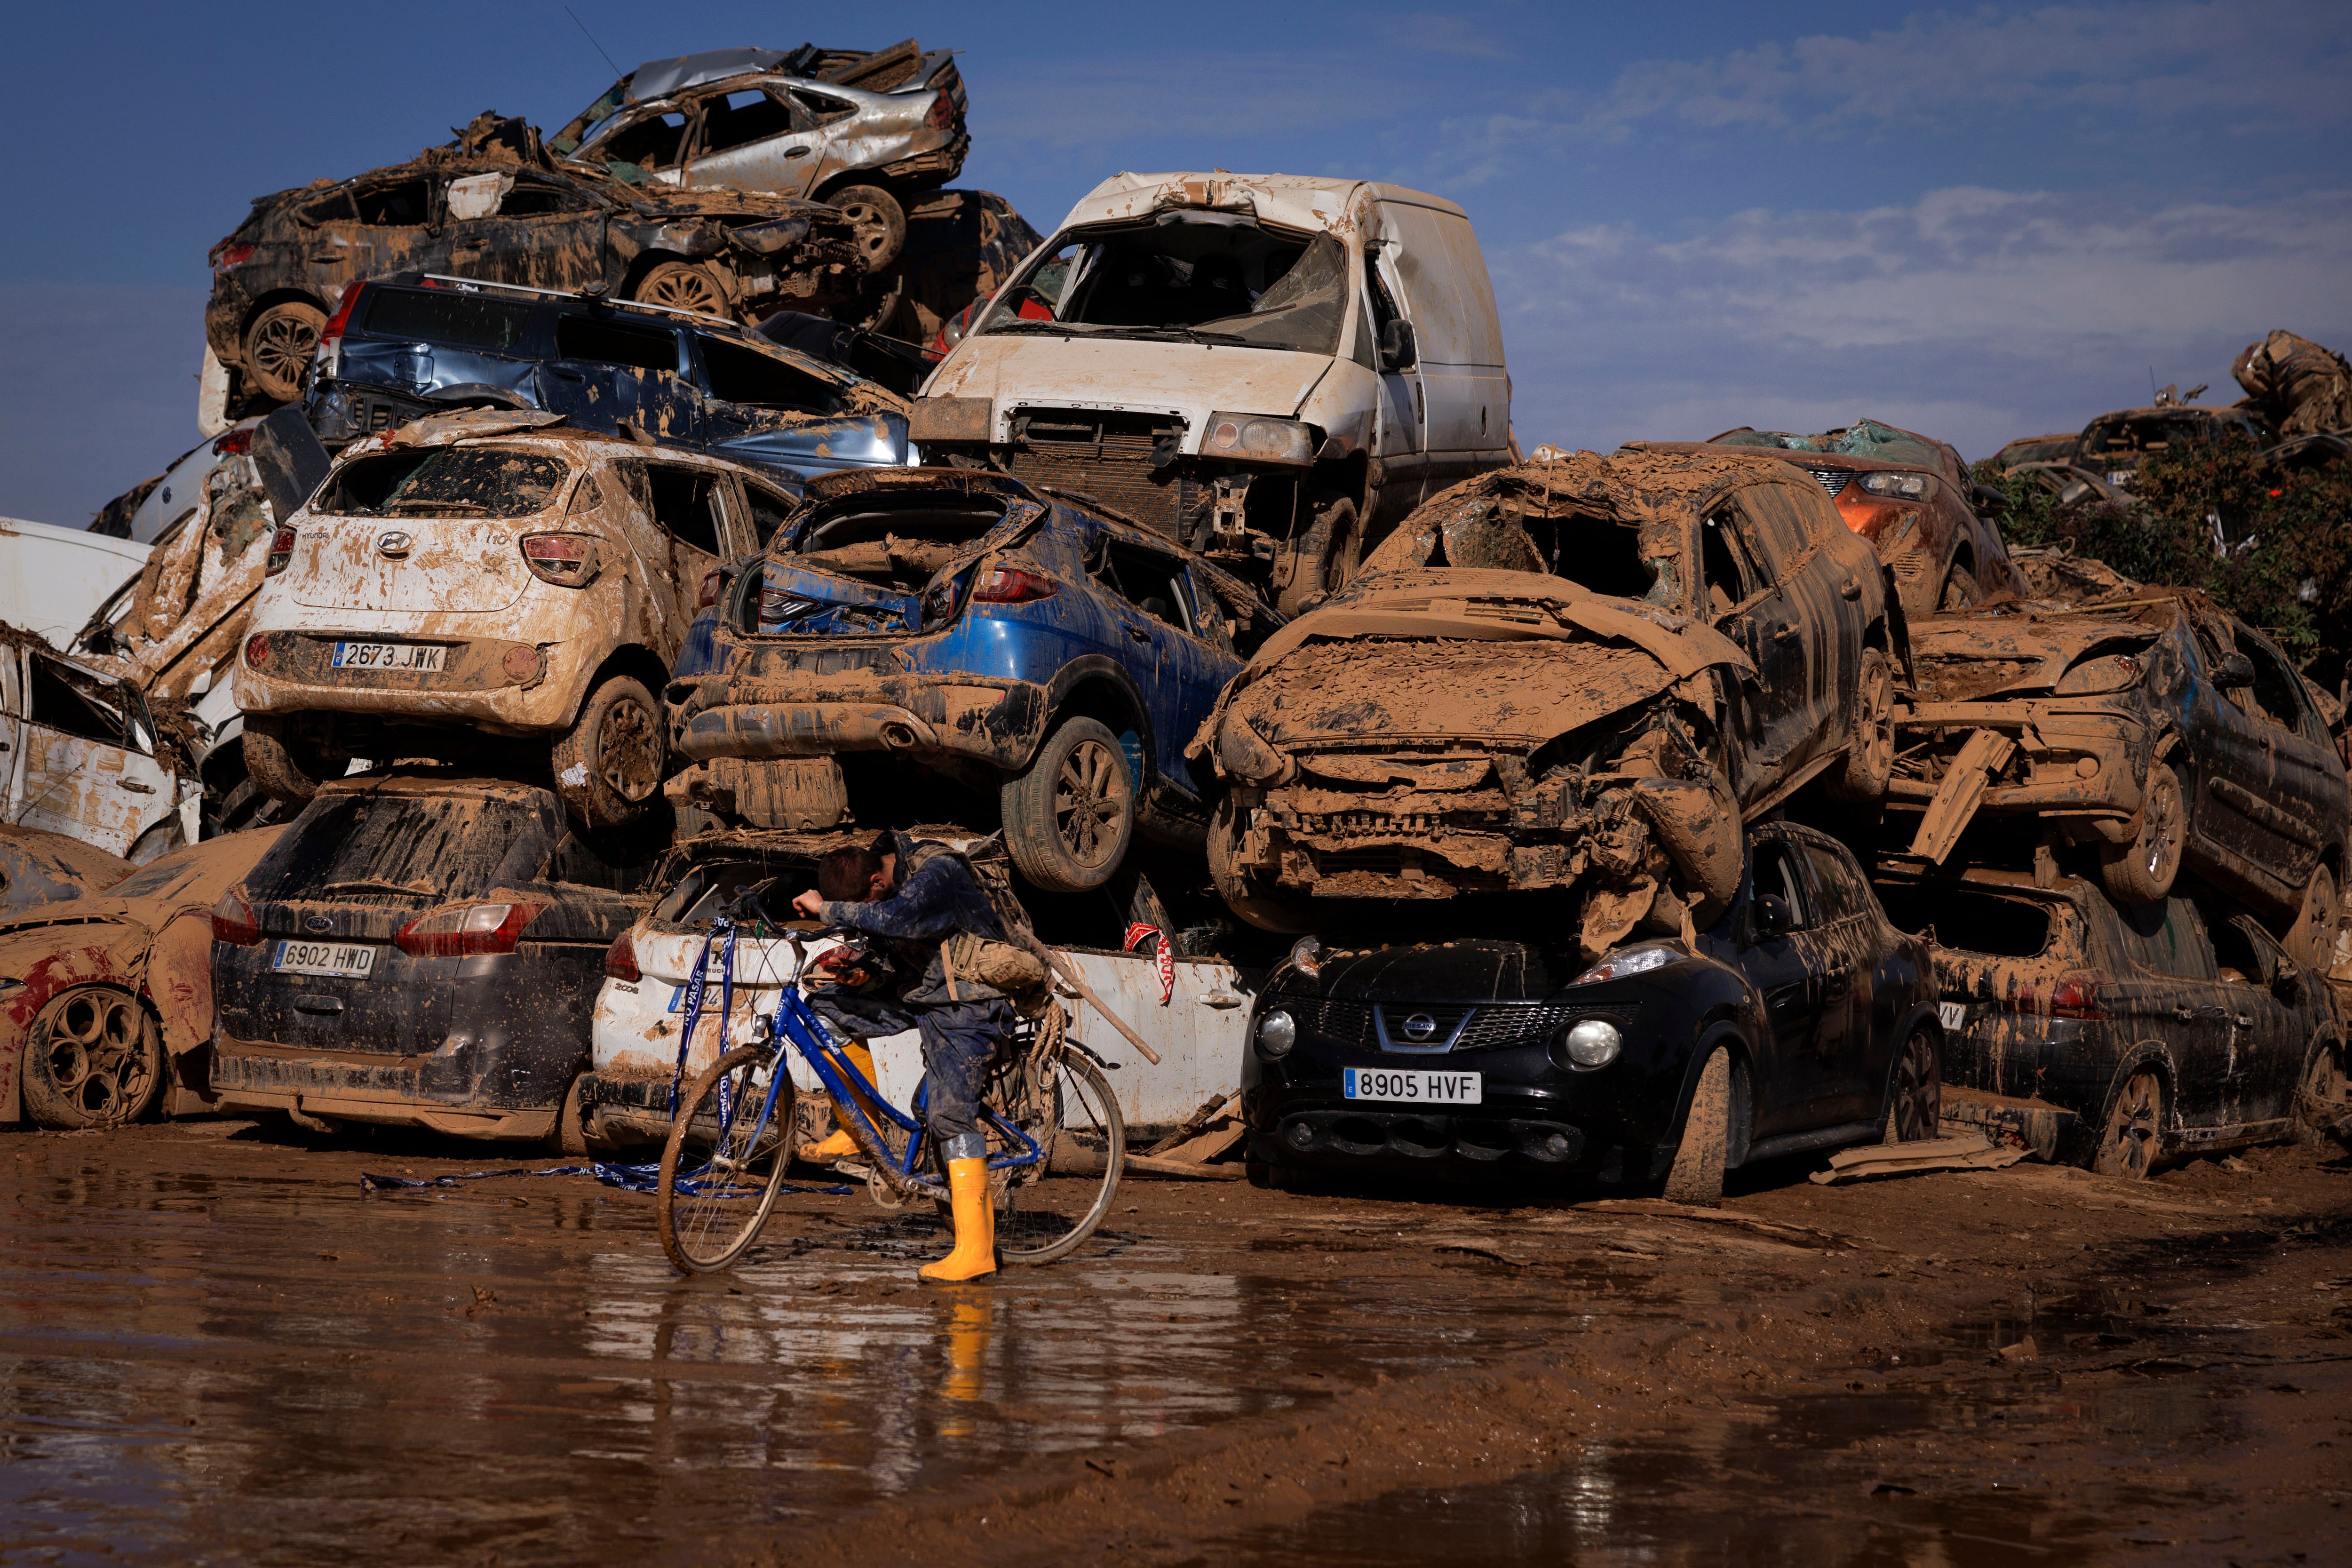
[1493,184,2352,462]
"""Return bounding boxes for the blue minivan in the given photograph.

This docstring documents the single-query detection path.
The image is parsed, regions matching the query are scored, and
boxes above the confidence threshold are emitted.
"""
[303,275,907,482]
[667,469,1279,891]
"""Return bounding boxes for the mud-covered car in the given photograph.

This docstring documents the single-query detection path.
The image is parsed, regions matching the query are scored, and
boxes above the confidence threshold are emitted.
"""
[235,412,804,828]
[1894,590,2352,963]
[304,277,909,479]
[1877,867,2346,1177]
[3,628,199,862]
[551,39,968,274]
[1989,432,2080,472]
[1243,821,1941,1201]
[2076,403,2273,491]
[1633,417,2025,616]
[0,828,131,915]
[668,469,1279,892]
[205,115,864,405]
[1196,452,1903,947]
[206,772,658,1143]
[0,828,283,1129]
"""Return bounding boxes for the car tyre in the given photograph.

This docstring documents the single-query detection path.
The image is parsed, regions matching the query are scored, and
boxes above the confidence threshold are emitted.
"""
[1883,1027,1941,1142]
[1825,647,1895,802]
[551,676,665,830]
[2092,1067,2162,1179]
[23,986,167,1130]
[2284,862,2338,973]
[825,184,907,272]
[1937,558,1981,612]
[242,715,337,806]
[632,261,731,318]
[1001,716,1136,893]
[1660,1045,1731,1207]
[2098,763,2185,905]
[2294,1036,2351,1146]
[1207,794,1317,934]
[243,301,326,403]
[554,1074,593,1159]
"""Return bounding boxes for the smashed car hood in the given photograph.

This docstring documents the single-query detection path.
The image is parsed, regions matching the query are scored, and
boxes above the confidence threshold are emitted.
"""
[922,334,1331,430]
[1911,601,2173,699]
[1217,568,1753,751]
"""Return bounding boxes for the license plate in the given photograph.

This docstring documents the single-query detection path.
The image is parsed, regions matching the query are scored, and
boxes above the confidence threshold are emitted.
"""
[2107,470,2133,486]
[271,940,375,978]
[1343,1067,1482,1104]
[1938,1001,1968,1031]
[332,640,446,672]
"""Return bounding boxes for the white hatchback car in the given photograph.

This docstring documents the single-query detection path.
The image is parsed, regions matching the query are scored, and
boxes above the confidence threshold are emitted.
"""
[234,411,801,827]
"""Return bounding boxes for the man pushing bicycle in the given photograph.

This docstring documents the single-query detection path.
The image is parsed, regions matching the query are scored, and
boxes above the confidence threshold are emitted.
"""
[789,830,1026,1284]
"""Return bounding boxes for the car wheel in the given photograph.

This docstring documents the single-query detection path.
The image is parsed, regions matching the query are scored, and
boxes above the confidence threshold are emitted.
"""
[2097,762,2185,905]
[551,676,665,830]
[1207,793,1317,934]
[1883,1027,1941,1142]
[243,301,326,403]
[1277,498,1360,618]
[2294,1037,2351,1146]
[2091,1068,2163,1179]
[826,184,907,272]
[1000,716,1136,893]
[553,1074,593,1159]
[2284,862,2338,973]
[632,261,731,318]
[23,986,167,1130]
[242,715,338,806]
[1937,558,1981,611]
[1661,1045,1732,1206]
[1824,647,1895,802]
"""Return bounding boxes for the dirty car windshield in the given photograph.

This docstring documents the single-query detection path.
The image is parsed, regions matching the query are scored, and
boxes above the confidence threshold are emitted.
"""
[320,448,570,519]
[987,220,1347,355]
[251,791,550,903]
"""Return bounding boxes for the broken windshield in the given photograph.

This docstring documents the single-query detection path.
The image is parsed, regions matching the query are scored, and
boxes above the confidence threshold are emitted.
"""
[318,448,572,520]
[982,219,1348,356]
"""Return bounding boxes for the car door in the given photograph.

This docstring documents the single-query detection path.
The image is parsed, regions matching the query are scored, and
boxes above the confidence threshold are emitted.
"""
[1700,501,1809,800]
[1733,830,1837,1135]
[443,172,608,293]
[1737,480,1854,776]
[678,86,823,197]
[297,173,440,289]
[2229,629,2339,892]
[540,312,699,444]
[2107,894,2232,1130]
[1376,199,1510,486]
[2180,614,2325,895]
[0,647,23,820]
[1361,250,1426,518]
[631,462,730,659]
[1797,836,1884,1123]
[13,650,175,859]
[589,104,697,185]
[2207,913,2308,1131]
[1094,535,1224,804]
[692,332,904,476]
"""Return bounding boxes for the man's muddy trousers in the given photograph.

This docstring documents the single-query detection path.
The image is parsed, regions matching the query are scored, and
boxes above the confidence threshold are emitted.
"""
[810,994,1013,1161]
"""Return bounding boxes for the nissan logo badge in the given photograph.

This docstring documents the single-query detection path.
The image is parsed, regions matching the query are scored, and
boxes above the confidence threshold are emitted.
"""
[304,915,334,933]
[378,531,413,559]
[1402,1013,1438,1041]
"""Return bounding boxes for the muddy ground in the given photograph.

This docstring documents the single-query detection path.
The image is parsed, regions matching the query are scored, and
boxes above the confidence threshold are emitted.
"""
[2,1122,2346,1567]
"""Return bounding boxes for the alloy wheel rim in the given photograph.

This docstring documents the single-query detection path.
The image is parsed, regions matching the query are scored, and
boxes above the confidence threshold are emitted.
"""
[45,990,151,1120]
[254,314,318,386]
[645,269,725,314]
[1053,739,1127,867]
[597,698,660,799]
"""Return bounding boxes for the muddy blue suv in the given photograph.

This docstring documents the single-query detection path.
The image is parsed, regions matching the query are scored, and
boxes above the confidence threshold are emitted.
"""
[666,469,1279,892]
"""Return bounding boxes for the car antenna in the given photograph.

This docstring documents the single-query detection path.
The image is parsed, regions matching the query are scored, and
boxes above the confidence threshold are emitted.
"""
[564,6,625,78]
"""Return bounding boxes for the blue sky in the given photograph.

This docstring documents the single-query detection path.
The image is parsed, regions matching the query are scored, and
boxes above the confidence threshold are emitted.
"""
[4,0,2346,525]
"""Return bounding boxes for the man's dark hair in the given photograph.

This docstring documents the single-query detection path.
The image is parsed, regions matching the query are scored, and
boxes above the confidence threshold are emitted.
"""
[816,845,885,903]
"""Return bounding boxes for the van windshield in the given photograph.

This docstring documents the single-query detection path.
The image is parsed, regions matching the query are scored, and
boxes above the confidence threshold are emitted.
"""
[983,219,1347,356]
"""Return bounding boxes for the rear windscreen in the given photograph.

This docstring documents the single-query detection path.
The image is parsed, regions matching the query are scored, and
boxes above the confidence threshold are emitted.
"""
[318,447,570,519]
[361,290,534,354]
[1874,883,2053,957]
[652,857,814,926]
[250,792,553,903]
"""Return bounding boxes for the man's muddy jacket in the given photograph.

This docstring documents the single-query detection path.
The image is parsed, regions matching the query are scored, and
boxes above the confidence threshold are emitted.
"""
[816,830,1008,1004]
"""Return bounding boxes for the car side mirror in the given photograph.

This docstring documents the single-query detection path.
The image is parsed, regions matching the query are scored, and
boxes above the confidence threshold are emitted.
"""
[2213,653,2256,688]
[2271,956,2300,991]
[1970,482,2010,517]
[1379,318,1417,372]
[1756,894,1794,935]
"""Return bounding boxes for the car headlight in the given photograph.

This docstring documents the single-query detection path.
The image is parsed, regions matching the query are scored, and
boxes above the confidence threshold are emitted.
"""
[1255,1009,1297,1058]
[1859,470,1937,501]
[1556,1019,1621,1070]
[2054,652,2140,695]
[1570,945,1675,986]
[1288,936,1323,980]
[1204,412,1315,466]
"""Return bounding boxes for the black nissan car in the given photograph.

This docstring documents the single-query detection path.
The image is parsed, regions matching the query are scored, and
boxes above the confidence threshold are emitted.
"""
[1241,822,1943,1201]
[207,769,661,1144]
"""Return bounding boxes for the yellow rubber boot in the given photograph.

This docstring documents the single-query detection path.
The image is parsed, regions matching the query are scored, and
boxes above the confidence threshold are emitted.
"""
[941,1299,990,1434]
[919,1157,997,1283]
[799,1042,879,1163]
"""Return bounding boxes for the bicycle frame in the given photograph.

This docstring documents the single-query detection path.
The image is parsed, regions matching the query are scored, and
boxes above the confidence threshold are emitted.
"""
[672,916,1045,1193]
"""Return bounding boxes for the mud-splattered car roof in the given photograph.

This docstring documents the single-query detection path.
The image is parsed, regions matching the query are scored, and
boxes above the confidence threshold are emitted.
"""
[0,828,134,913]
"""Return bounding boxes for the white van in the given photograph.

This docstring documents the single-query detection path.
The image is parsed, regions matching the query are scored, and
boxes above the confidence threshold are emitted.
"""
[912,172,1512,612]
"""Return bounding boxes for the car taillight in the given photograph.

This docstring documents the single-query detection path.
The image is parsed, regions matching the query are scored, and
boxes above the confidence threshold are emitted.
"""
[211,887,261,946]
[264,525,297,576]
[931,301,977,359]
[395,902,544,958]
[245,633,271,666]
[521,532,600,586]
[921,575,966,627]
[320,280,363,344]
[698,568,724,609]
[211,242,255,271]
[212,428,253,457]
[604,932,641,982]
[969,565,1056,604]
[926,92,957,131]
[2011,970,2106,1020]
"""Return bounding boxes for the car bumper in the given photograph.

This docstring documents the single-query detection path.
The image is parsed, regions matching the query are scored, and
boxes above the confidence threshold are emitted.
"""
[235,629,578,734]
[675,678,1049,772]
[1890,709,2148,821]
[208,1034,565,1140]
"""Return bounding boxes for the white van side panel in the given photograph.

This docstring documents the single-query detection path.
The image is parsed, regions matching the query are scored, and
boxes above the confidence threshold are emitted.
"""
[1373,199,1510,477]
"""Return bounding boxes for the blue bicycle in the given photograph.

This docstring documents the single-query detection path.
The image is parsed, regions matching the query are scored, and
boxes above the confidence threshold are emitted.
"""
[654,923,1126,1273]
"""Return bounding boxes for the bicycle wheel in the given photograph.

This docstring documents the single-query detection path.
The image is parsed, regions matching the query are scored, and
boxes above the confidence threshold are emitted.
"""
[657,1044,797,1274]
[990,1051,1125,1265]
